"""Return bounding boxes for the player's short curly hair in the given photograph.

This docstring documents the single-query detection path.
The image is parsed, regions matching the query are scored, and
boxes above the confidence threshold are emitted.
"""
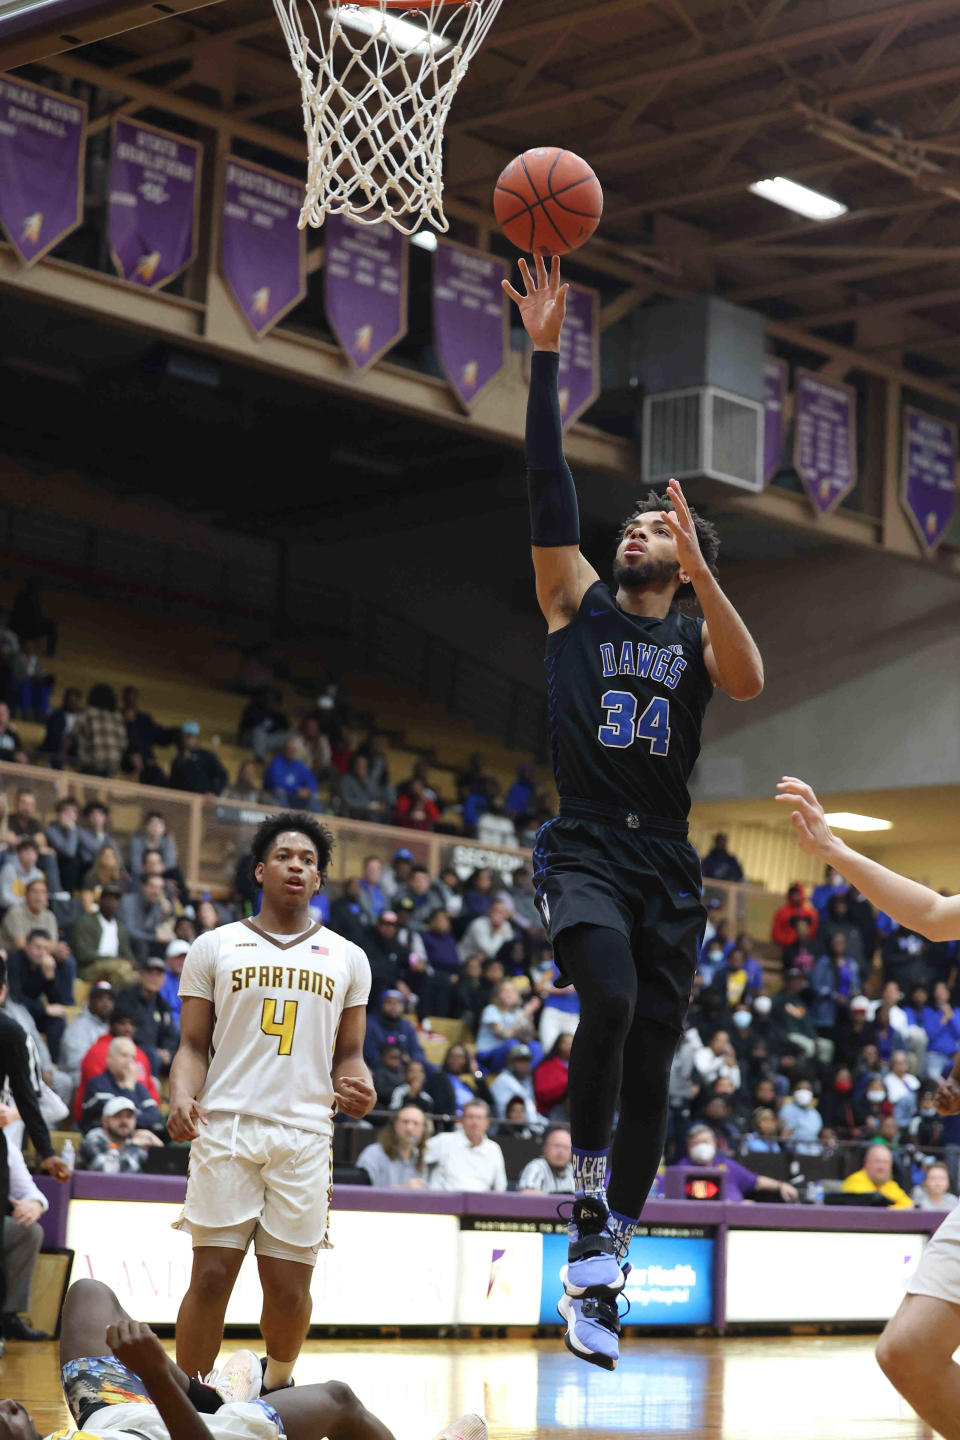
[617,490,720,608]
[251,811,335,876]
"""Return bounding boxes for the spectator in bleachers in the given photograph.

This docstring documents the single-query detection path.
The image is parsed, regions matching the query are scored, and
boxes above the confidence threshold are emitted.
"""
[0,701,28,763]
[920,982,960,1077]
[476,979,542,1071]
[223,759,265,804]
[709,945,760,1009]
[11,579,57,657]
[115,958,178,1075]
[77,1094,158,1173]
[778,1076,823,1154]
[741,1107,783,1154]
[7,929,74,1061]
[74,1013,160,1123]
[420,910,462,1017]
[170,721,227,795]
[77,801,120,871]
[694,1029,741,1090]
[372,1041,405,1107]
[505,763,536,822]
[383,848,415,901]
[811,863,847,918]
[460,867,495,922]
[356,1106,430,1189]
[911,1087,943,1149]
[855,1072,891,1137]
[433,868,462,919]
[363,989,426,1069]
[8,792,46,847]
[0,957,73,1128]
[129,812,178,877]
[771,883,819,950]
[36,688,82,767]
[818,891,864,968]
[396,761,442,813]
[771,969,818,1060]
[881,923,932,993]
[329,878,368,949]
[700,832,745,883]
[0,839,43,910]
[264,737,323,812]
[698,933,727,987]
[809,932,860,1039]
[3,1130,50,1340]
[459,897,515,963]
[81,847,127,913]
[74,684,127,777]
[358,855,388,924]
[297,714,333,784]
[490,1043,540,1126]
[117,874,175,963]
[497,868,540,937]
[15,640,54,721]
[120,686,175,773]
[194,899,220,935]
[834,994,876,1069]
[884,1049,920,1125]
[138,849,181,909]
[394,777,441,832]
[842,1140,913,1207]
[534,1032,572,1119]
[912,1160,959,1212]
[2,878,58,951]
[518,1125,573,1194]
[238,688,291,760]
[819,1066,858,1137]
[779,915,817,975]
[394,866,441,928]
[671,1123,798,1202]
[425,1042,490,1116]
[388,1059,434,1113]
[339,753,390,822]
[501,1094,537,1138]
[79,1035,163,1135]
[72,883,136,985]
[537,961,579,1053]
[905,983,938,1039]
[60,980,114,1090]
[45,796,82,891]
[364,912,412,1006]
[476,792,518,849]
[160,939,188,1024]
[425,1099,506,1193]
[457,753,486,804]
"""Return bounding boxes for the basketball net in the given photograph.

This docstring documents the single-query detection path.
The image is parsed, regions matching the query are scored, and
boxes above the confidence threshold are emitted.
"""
[272,0,504,234]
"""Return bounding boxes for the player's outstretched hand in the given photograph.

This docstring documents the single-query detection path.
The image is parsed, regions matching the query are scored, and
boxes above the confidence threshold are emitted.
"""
[935,1076,960,1116]
[333,1074,377,1119]
[502,254,569,351]
[166,1096,208,1143]
[775,776,837,859]
[660,479,708,580]
[107,1320,170,1383]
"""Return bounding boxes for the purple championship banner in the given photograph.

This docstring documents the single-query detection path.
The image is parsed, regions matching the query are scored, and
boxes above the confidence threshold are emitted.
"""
[793,368,857,516]
[0,75,86,267]
[108,118,201,289]
[220,157,306,338]
[763,355,789,485]
[558,283,600,429]
[324,213,408,372]
[901,405,958,555]
[433,239,509,410]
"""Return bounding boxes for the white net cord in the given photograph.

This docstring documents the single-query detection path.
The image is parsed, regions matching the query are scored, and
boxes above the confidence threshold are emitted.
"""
[272,0,504,233]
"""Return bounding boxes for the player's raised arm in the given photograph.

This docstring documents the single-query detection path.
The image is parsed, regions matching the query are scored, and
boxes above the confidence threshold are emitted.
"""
[776,775,960,941]
[503,255,599,630]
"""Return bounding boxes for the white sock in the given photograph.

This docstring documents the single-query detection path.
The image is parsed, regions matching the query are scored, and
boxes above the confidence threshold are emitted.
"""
[263,1356,295,1391]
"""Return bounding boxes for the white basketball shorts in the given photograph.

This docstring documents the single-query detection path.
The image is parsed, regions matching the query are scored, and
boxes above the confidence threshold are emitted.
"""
[173,1111,333,1263]
[906,1201,960,1306]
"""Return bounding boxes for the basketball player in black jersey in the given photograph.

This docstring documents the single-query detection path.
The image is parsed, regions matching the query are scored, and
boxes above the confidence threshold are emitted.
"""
[503,255,764,1369]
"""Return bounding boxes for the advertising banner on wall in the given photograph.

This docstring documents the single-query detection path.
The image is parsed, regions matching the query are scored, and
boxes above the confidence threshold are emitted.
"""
[540,1230,715,1327]
[0,75,86,266]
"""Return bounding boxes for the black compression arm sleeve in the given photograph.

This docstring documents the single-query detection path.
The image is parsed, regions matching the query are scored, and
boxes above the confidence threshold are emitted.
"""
[526,350,581,547]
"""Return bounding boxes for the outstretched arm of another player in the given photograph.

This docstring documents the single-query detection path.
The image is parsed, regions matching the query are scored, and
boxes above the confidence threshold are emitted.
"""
[661,479,763,701]
[332,1005,377,1119]
[167,997,214,1142]
[503,255,599,631]
[776,776,960,941]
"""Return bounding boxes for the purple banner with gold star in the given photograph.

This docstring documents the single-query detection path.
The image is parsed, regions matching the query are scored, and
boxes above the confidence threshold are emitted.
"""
[108,118,201,289]
[901,406,957,556]
[220,157,306,338]
[0,74,86,267]
[433,240,508,410]
[324,212,408,372]
[557,283,600,429]
[793,368,857,516]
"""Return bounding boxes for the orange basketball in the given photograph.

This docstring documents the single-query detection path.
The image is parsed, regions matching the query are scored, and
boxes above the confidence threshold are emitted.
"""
[494,147,603,256]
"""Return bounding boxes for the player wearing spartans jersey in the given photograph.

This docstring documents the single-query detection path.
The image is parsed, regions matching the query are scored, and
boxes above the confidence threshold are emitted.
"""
[167,813,376,1392]
[0,1277,484,1440]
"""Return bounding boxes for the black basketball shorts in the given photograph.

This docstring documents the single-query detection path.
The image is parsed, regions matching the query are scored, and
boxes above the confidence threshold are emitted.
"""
[533,799,706,1034]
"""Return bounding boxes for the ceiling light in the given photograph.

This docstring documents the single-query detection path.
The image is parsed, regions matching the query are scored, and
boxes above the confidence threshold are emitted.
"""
[332,5,452,55]
[411,229,438,251]
[823,812,893,833]
[748,176,848,221]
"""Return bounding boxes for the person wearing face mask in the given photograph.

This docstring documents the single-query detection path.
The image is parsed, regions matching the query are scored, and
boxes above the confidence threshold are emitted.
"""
[909,1087,944,1149]
[697,938,726,987]
[778,1078,823,1156]
[820,1066,858,1137]
[857,1075,892,1136]
[673,1123,798,1203]
[729,1004,753,1047]
[912,1160,959,1213]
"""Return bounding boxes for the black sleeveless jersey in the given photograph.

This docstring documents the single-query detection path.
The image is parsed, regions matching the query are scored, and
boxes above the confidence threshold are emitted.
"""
[544,579,714,823]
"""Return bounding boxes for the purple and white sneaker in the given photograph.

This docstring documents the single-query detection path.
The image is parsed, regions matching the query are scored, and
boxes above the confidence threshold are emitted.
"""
[557,1284,630,1372]
[560,1195,628,1296]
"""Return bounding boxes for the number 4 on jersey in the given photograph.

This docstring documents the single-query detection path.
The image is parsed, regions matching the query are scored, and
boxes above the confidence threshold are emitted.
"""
[261,997,299,1055]
[598,690,671,755]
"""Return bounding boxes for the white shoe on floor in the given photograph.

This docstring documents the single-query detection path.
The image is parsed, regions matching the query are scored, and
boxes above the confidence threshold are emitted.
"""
[431,1415,488,1440]
[203,1349,263,1404]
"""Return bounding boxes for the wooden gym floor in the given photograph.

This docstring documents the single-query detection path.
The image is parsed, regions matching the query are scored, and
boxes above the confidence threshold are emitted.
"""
[5,1333,935,1439]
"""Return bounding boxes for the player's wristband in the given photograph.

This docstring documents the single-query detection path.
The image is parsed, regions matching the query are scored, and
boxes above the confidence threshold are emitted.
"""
[527,350,580,548]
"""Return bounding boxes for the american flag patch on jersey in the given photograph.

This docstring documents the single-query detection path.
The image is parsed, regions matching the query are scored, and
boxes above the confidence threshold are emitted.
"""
[312,944,329,955]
